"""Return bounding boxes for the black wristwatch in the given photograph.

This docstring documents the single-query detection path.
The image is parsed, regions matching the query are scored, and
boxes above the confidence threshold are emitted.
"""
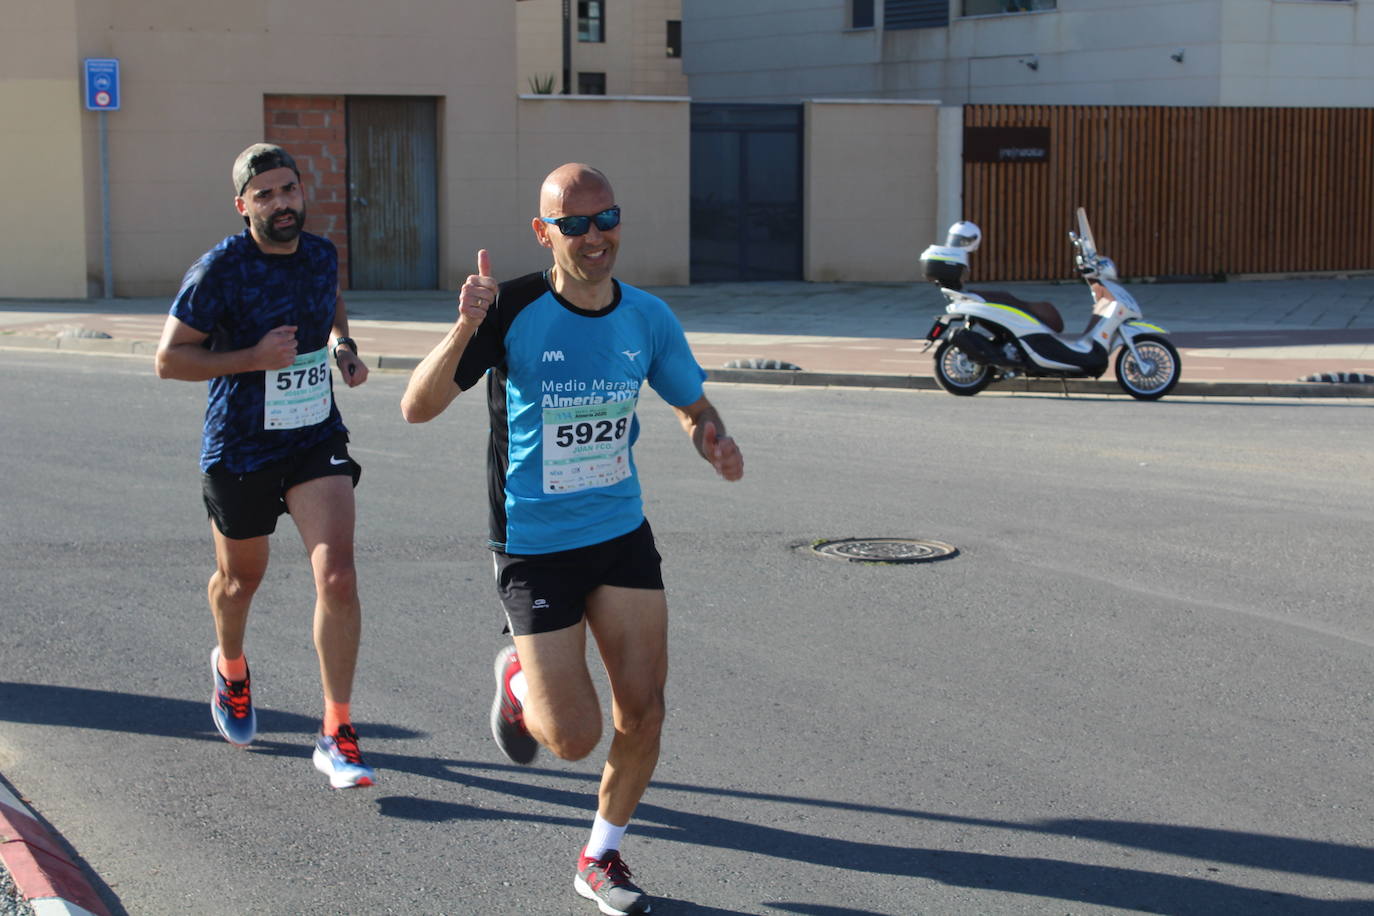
[332,336,357,359]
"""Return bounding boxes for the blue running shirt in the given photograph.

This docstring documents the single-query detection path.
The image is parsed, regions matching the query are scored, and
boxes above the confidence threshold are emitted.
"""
[170,230,346,472]
[454,272,706,554]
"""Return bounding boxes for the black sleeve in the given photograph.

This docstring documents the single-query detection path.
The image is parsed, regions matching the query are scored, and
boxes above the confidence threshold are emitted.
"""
[454,271,547,391]
[453,315,504,391]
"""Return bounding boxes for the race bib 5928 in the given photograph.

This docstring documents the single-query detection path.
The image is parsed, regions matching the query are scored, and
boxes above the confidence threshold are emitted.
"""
[541,397,636,494]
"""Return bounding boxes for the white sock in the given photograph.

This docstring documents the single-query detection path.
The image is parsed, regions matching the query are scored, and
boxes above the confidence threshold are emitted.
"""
[510,669,528,704]
[585,813,628,861]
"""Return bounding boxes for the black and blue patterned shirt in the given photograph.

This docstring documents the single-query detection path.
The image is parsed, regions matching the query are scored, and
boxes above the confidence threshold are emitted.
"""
[170,230,346,472]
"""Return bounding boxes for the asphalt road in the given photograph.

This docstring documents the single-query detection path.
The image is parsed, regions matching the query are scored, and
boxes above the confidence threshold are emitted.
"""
[1,349,1372,915]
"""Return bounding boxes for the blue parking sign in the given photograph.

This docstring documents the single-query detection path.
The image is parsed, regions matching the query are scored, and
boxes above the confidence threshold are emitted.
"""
[84,59,120,111]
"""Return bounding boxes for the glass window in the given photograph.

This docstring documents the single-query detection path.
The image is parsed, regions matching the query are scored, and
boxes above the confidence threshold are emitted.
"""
[578,1,605,43]
[963,0,1055,15]
[851,0,876,29]
[578,71,606,95]
[885,0,949,30]
[667,20,682,58]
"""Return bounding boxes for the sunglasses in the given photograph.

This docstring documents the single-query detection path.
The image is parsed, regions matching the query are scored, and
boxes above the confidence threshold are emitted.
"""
[538,206,621,237]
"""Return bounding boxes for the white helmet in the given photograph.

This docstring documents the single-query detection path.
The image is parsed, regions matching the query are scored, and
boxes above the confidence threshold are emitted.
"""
[945,220,981,251]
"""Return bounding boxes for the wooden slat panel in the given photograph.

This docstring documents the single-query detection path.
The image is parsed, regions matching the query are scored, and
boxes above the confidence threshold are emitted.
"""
[963,104,1374,281]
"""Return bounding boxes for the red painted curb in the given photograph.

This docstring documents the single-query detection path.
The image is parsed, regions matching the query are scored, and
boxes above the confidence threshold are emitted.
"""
[0,800,110,916]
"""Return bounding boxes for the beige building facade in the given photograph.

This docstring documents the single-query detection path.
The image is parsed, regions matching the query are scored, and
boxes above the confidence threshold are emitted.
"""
[8,1,1372,297]
[3,0,957,297]
[803,99,943,283]
[516,0,687,97]
[2,0,693,298]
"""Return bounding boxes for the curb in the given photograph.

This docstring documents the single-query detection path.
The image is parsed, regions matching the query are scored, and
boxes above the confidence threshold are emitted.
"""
[702,367,1374,398]
[0,336,424,370]
[2,334,1372,399]
[0,335,156,356]
[0,782,109,916]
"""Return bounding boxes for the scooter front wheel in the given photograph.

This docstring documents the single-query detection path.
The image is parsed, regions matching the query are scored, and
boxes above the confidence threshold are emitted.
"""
[934,339,993,396]
[1115,334,1181,400]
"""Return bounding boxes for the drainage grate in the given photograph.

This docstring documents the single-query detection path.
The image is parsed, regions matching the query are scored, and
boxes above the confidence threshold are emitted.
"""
[808,537,959,565]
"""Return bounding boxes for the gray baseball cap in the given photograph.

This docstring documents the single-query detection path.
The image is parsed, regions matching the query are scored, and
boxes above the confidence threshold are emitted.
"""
[232,143,300,196]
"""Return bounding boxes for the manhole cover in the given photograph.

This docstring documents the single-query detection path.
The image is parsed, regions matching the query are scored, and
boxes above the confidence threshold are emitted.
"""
[808,537,959,564]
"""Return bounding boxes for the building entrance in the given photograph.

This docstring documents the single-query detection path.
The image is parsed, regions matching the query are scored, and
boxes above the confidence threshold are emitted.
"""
[690,103,803,282]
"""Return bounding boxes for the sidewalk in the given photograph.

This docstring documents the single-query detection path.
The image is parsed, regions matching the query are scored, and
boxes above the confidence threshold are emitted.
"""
[2,276,1374,398]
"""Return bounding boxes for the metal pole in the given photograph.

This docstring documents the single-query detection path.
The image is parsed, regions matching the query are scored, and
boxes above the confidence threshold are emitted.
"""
[562,0,571,94]
[99,110,113,299]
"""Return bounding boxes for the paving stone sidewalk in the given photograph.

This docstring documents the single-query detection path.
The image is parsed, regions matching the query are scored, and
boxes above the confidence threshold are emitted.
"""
[2,276,1373,397]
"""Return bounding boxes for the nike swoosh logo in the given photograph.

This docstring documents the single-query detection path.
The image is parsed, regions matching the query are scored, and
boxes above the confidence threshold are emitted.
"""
[329,456,348,466]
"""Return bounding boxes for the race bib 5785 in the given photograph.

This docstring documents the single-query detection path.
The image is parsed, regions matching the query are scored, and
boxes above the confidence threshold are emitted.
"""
[264,346,332,430]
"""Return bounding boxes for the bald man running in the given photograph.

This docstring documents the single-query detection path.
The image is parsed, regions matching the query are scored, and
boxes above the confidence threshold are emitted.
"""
[402,163,743,915]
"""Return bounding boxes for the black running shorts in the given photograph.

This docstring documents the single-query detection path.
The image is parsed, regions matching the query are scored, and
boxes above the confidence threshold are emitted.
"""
[493,519,664,636]
[201,431,361,540]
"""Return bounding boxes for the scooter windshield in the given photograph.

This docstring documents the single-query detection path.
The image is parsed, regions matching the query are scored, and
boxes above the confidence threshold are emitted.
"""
[1076,207,1097,258]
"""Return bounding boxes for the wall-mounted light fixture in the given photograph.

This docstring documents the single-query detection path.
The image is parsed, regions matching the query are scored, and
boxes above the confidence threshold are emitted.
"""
[1170,48,1185,63]
[1020,55,1040,71]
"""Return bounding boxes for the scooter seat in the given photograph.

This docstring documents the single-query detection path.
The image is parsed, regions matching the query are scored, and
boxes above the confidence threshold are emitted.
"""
[968,289,1064,333]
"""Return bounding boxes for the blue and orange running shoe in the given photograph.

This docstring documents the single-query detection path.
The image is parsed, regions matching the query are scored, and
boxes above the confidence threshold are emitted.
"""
[210,647,256,747]
[313,724,375,789]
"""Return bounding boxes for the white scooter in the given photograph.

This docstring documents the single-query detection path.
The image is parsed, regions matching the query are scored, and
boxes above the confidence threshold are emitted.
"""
[920,209,1182,400]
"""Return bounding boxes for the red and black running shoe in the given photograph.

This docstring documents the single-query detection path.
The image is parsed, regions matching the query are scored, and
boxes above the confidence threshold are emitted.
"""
[575,847,650,915]
[490,645,538,764]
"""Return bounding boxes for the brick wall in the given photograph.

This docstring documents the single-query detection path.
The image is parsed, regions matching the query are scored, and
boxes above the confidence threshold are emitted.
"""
[263,95,351,289]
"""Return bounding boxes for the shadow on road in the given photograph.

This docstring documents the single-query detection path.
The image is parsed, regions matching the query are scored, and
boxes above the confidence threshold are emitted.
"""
[3,681,1370,915]
[0,680,420,744]
[365,755,1374,915]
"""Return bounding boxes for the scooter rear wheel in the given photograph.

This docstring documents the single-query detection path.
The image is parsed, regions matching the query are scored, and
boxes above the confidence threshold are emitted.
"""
[1115,334,1181,400]
[934,340,993,396]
